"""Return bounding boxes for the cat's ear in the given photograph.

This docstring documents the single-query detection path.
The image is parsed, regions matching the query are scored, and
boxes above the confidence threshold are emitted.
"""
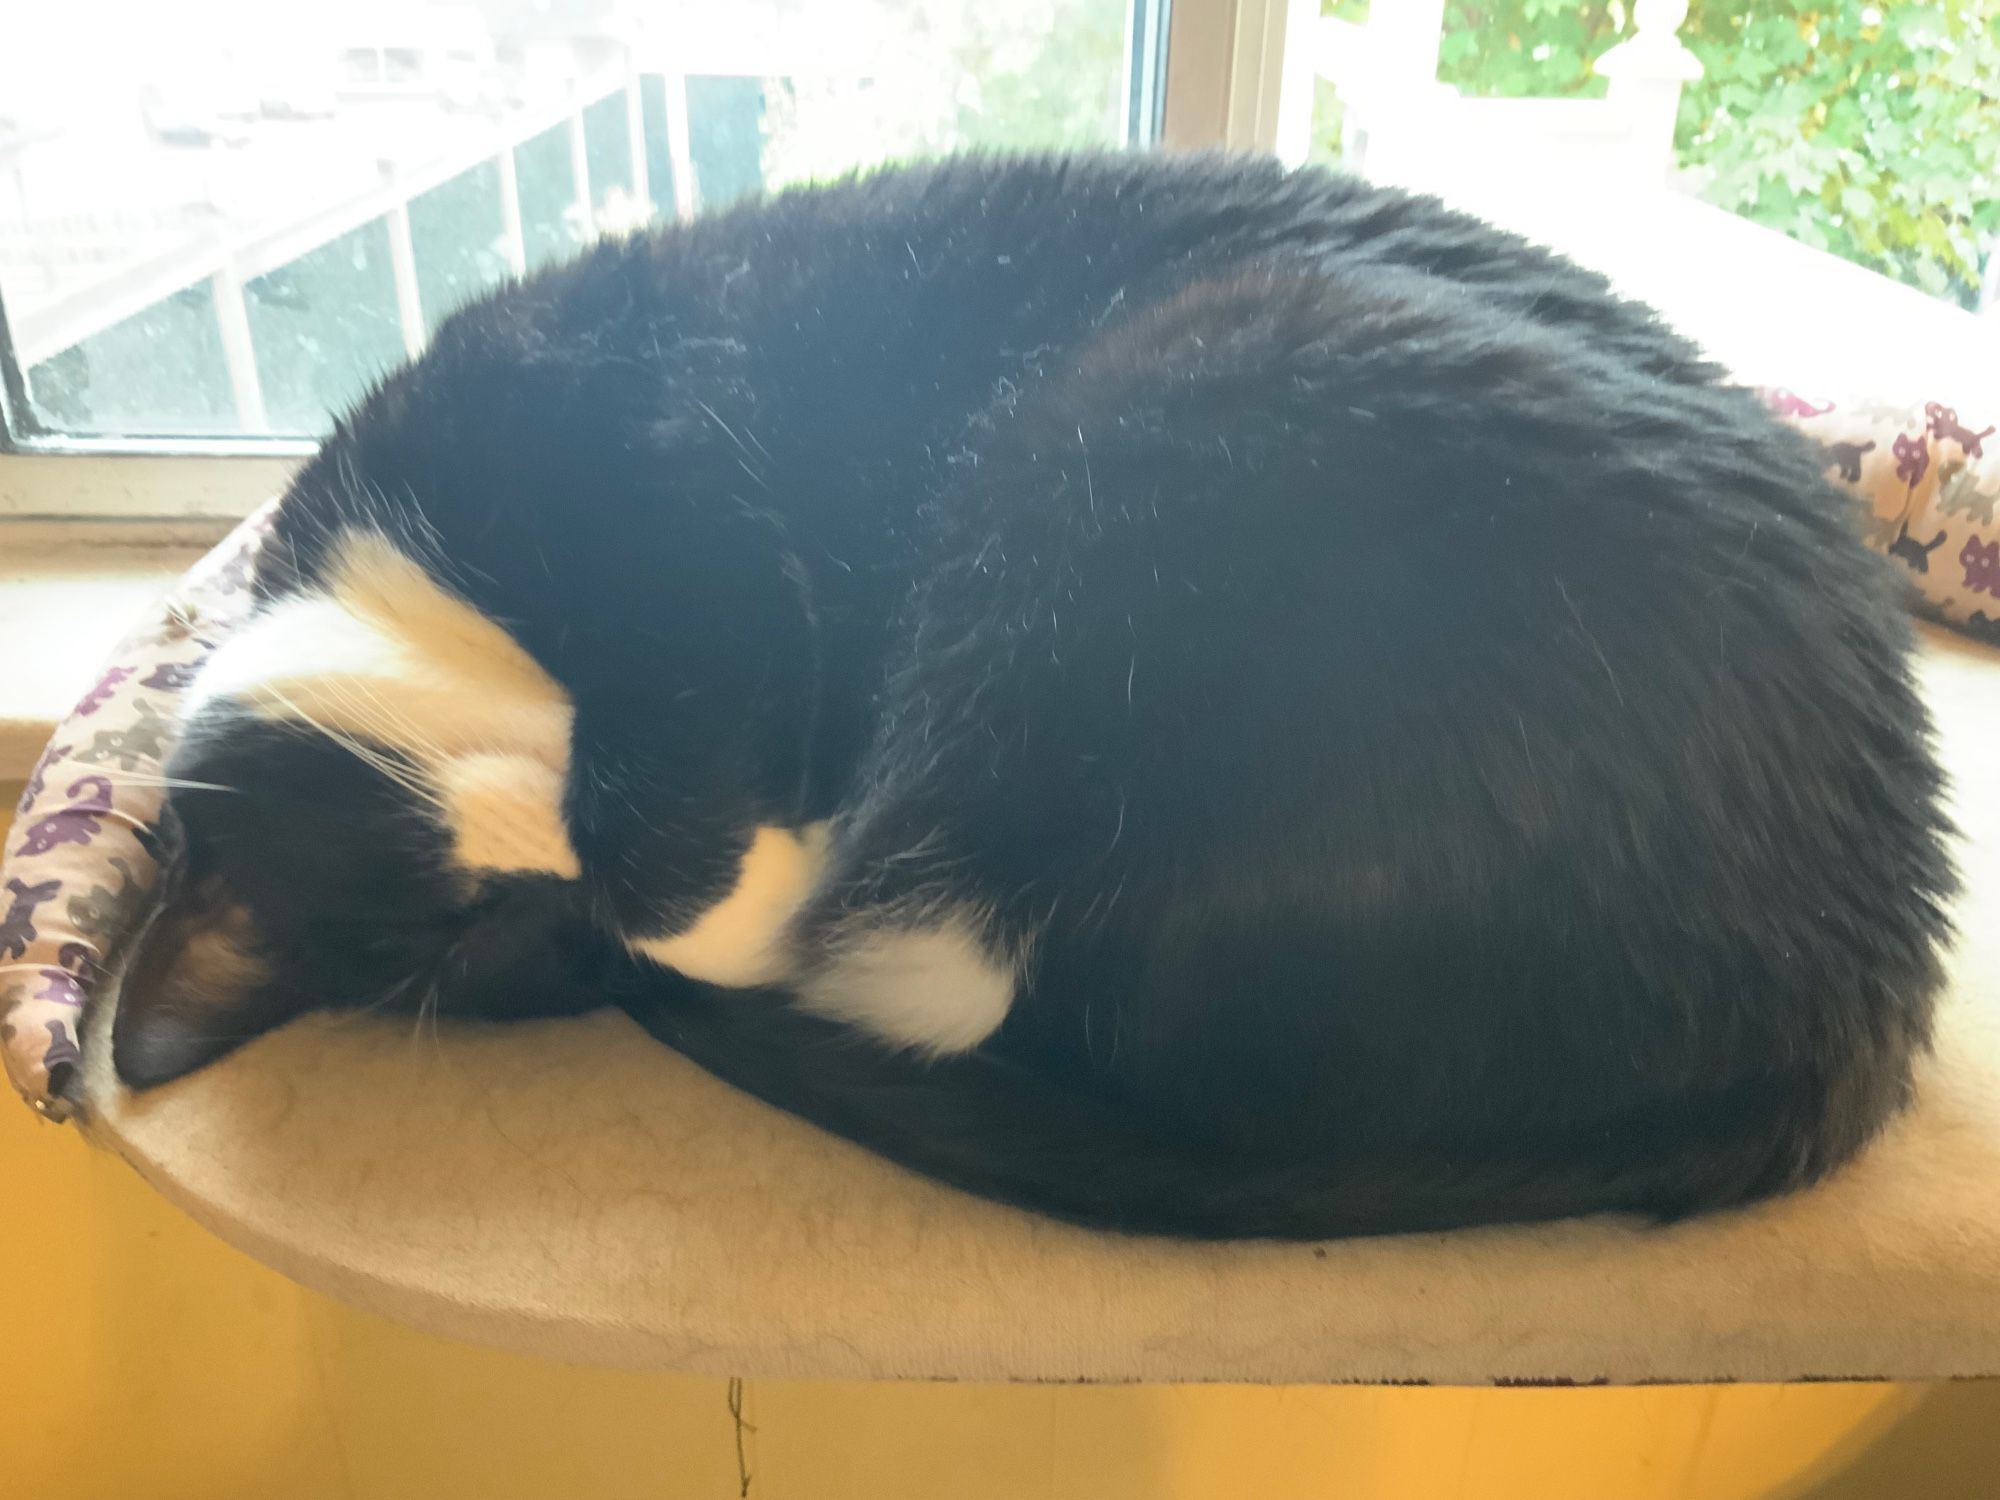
[112,888,302,1088]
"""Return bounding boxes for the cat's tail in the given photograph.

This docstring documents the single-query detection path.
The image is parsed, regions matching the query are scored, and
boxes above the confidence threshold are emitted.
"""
[617,981,1763,1241]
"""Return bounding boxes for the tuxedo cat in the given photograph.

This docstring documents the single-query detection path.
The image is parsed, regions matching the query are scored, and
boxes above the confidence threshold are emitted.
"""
[113,154,1954,1239]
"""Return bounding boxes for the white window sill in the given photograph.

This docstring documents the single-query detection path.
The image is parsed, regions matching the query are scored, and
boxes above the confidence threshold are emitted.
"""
[0,453,295,521]
[0,453,286,779]
[1421,178,1998,403]
[0,527,222,778]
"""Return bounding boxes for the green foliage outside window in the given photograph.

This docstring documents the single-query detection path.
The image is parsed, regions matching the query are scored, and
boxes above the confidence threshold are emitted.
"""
[1322,0,2000,308]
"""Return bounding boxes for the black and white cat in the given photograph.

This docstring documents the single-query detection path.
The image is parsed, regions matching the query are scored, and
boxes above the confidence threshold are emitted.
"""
[114,154,1955,1239]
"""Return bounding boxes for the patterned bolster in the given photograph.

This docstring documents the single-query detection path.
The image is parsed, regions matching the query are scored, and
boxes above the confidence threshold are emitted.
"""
[2,390,1997,1117]
[0,503,278,1120]
[1764,389,2000,644]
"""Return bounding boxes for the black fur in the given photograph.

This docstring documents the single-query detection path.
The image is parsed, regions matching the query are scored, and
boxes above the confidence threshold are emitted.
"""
[120,154,1955,1239]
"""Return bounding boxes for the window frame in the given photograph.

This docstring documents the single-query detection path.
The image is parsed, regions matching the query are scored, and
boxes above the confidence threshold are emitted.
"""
[0,0,1289,528]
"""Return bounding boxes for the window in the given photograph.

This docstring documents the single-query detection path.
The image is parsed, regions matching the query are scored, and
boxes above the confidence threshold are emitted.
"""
[7,0,1989,520]
[1,0,1201,512]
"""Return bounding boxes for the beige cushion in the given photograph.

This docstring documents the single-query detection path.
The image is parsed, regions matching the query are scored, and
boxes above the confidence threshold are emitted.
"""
[76,629,2000,1384]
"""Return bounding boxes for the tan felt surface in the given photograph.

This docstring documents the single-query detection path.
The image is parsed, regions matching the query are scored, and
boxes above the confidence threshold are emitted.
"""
[76,630,2000,1384]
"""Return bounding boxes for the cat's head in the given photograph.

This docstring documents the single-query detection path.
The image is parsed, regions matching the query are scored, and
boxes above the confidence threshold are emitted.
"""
[112,529,622,1088]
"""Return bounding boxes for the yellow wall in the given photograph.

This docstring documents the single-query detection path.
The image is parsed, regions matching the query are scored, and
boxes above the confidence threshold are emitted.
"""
[7,790,1997,1498]
[10,1082,1999,1498]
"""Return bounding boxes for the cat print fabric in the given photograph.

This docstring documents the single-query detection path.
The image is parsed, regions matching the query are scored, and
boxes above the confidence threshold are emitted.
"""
[0,386,1991,1118]
[1,503,277,1117]
[1764,389,2000,643]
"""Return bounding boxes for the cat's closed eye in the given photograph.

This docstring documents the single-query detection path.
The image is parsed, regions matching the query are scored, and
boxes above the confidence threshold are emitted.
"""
[114,533,614,1086]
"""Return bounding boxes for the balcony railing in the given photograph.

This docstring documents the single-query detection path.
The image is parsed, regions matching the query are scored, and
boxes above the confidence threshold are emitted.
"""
[5,68,697,438]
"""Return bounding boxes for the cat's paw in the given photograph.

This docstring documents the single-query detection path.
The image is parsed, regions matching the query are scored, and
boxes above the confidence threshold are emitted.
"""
[626,822,830,988]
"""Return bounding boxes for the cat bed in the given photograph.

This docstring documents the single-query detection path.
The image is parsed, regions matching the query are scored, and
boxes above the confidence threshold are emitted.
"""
[5,391,2000,1383]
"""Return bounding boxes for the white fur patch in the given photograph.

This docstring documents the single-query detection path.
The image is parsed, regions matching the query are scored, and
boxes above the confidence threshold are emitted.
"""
[186,530,581,880]
[188,532,573,769]
[437,754,581,878]
[630,822,829,987]
[798,915,1016,1055]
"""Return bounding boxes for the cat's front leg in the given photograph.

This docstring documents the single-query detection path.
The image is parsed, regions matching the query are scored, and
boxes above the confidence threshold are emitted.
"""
[559,634,830,991]
[616,817,832,988]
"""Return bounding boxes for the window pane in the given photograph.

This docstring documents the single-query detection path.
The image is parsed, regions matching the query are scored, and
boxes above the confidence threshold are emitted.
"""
[1,0,1157,450]
[513,123,585,274]
[409,161,510,336]
[582,91,642,228]
[244,219,403,437]
[638,75,681,221]
[23,282,234,438]
[686,78,771,213]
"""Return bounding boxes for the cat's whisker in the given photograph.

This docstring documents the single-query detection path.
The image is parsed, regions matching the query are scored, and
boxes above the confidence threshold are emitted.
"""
[348,678,460,782]
[312,964,438,1038]
[305,668,481,812]
[86,772,239,795]
[262,679,448,816]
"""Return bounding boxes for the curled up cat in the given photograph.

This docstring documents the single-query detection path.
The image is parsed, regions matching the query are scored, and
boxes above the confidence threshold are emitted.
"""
[111,154,1954,1239]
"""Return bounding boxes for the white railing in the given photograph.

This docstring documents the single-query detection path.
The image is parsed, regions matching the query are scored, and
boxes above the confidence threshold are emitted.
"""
[8,69,700,434]
[1276,0,1703,191]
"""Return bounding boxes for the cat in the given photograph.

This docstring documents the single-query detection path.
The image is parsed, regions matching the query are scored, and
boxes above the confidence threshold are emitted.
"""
[111,153,1955,1240]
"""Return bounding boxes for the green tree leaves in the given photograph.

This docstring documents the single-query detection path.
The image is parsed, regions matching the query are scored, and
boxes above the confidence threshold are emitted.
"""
[1348,0,1999,307]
